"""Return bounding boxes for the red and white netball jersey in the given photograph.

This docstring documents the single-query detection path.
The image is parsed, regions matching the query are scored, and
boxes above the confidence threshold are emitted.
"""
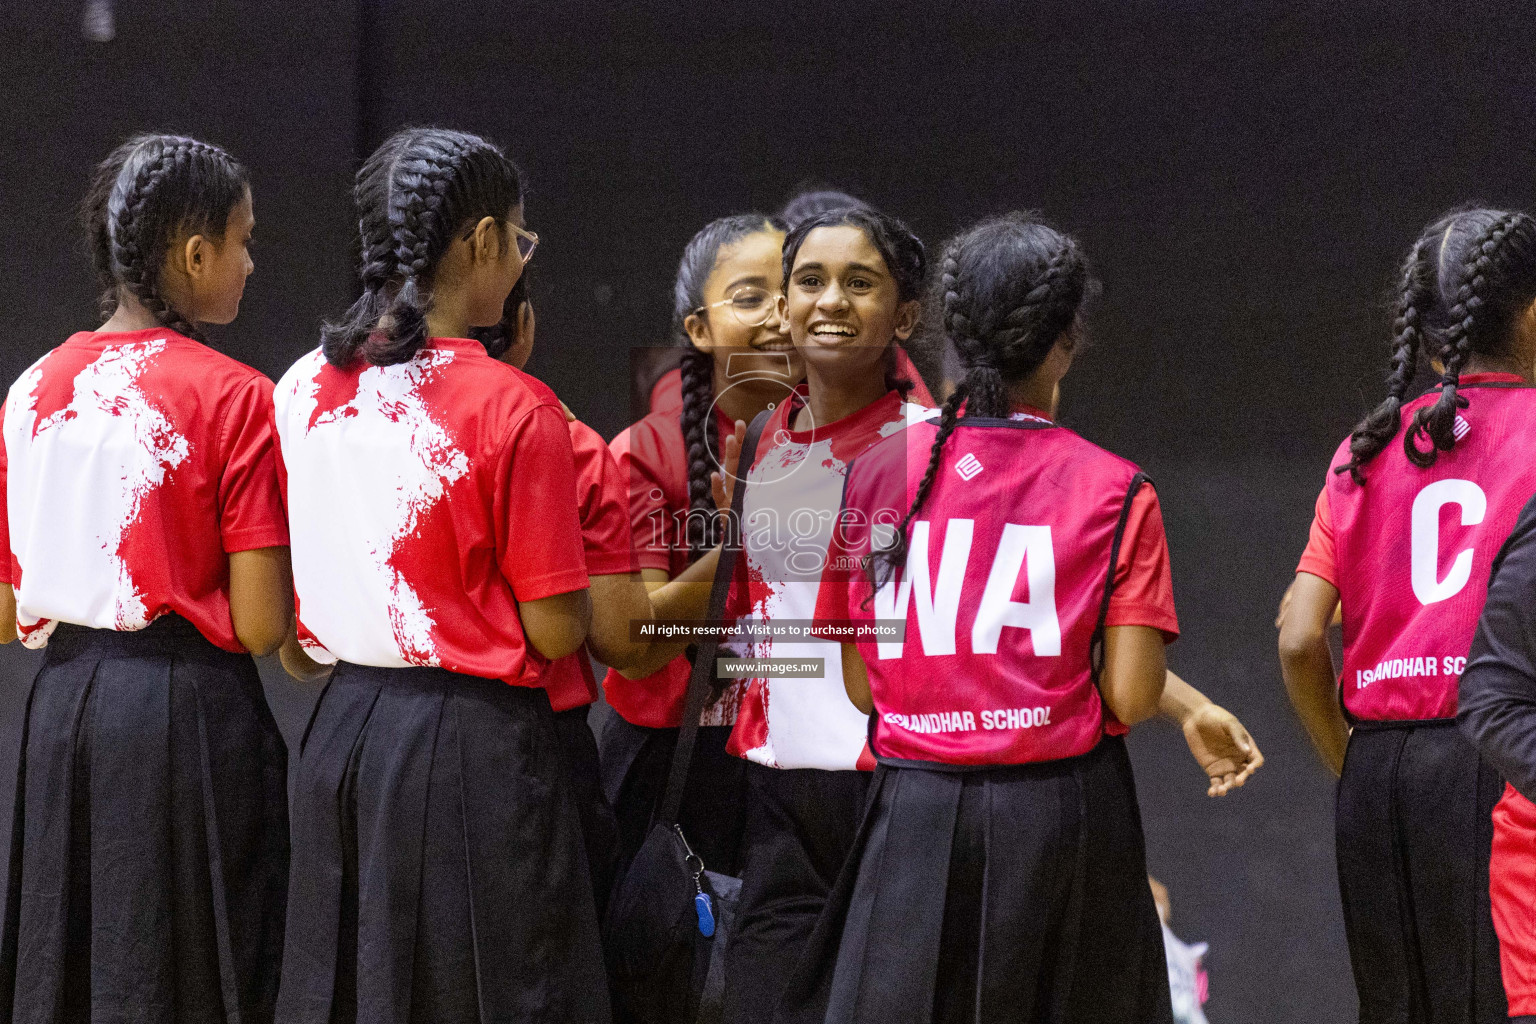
[0,328,288,652]
[544,418,635,712]
[816,412,1178,767]
[1303,375,1536,721]
[273,338,588,687]
[725,386,938,771]
[603,403,738,728]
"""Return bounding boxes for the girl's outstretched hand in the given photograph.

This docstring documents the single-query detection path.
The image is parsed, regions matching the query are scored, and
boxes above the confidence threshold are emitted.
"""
[709,419,749,514]
[1182,702,1264,797]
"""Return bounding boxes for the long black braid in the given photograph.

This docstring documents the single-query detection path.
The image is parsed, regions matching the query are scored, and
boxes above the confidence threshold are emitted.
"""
[872,213,1088,589]
[323,128,522,367]
[1336,235,1434,483]
[81,134,249,340]
[1403,210,1536,468]
[671,214,785,556]
[1336,208,1536,480]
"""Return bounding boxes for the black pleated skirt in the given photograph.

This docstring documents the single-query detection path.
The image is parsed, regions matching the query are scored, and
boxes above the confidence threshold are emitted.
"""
[1336,721,1506,1024]
[0,614,289,1024]
[552,705,619,925]
[776,736,1172,1024]
[723,764,872,1024]
[276,662,610,1024]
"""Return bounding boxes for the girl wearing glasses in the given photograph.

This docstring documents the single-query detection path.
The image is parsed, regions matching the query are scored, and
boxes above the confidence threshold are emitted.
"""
[601,213,803,888]
[272,128,609,1023]
[644,189,934,417]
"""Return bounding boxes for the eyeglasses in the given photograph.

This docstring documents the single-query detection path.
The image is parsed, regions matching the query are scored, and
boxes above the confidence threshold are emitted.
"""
[692,286,777,328]
[509,223,538,265]
[461,221,539,265]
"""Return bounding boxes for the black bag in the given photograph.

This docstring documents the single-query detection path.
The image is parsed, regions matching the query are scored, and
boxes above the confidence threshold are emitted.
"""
[606,410,769,1024]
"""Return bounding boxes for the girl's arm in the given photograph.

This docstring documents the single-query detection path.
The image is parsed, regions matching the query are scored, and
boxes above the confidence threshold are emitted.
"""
[520,589,592,661]
[605,418,747,675]
[1160,670,1264,796]
[1278,571,1349,775]
[602,557,724,679]
[1099,625,1168,727]
[842,642,873,714]
[1460,501,1536,802]
[277,620,331,682]
[228,547,295,657]
[0,582,15,645]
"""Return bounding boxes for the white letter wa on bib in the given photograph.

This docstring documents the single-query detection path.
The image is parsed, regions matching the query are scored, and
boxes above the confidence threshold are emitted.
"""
[1410,479,1486,605]
[876,519,1062,658]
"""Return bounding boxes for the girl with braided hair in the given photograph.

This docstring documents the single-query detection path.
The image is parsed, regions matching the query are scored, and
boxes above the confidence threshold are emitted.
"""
[272,127,609,1022]
[781,212,1253,1023]
[0,133,291,1020]
[1281,207,1536,1024]
[601,213,800,893]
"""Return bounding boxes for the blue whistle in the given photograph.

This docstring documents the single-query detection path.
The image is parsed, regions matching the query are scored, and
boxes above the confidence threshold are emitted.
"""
[695,891,716,937]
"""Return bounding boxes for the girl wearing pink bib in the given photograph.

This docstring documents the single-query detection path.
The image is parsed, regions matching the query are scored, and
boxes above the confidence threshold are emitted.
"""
[776,214,1177,1024]
[1280,208,1536,1024]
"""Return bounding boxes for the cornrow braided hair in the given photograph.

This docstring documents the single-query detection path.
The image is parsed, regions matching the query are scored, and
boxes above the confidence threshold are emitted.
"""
[1403,210,1536,469]
[671,213,785,556]
[322,127,523,368]
[872,213,1088,590]
[82,134,249,340]
[1335,235,1434,483]
[781,206,931,400]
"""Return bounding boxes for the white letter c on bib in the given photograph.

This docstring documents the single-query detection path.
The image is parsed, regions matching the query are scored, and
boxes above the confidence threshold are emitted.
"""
[1410,479,1486,605]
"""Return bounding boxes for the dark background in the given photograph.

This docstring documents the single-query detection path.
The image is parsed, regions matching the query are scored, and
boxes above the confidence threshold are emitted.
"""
[4,2,1536,1019]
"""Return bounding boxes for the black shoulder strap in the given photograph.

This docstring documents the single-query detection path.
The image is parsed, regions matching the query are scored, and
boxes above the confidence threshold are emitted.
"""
[1089,472,1151,685]
[658,409,772,825]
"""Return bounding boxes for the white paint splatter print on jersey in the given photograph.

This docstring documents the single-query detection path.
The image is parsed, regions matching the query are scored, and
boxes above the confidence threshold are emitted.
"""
[279,349,469,667]
[4,340,190,645]
[736,400,936,769]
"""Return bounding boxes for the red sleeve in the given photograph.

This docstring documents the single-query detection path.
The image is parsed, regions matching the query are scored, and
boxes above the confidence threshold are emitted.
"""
[217,375,289,554]
[496,404,590,601]
[0,399,12,586]
[650,367,684,415]
[1104,482,1179,640]
[611,420,680,574]
[1295,485,1337,585]
[814,506,864,628]
[571,421,635,577]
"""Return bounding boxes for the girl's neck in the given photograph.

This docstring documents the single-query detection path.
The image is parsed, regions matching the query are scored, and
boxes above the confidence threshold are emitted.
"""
[795,364,889,432]
[712,362,783,425]
[425,288,471,341]
[99,292,172,333]
[1463,353,1533,382]
[1007,373,1058,418]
